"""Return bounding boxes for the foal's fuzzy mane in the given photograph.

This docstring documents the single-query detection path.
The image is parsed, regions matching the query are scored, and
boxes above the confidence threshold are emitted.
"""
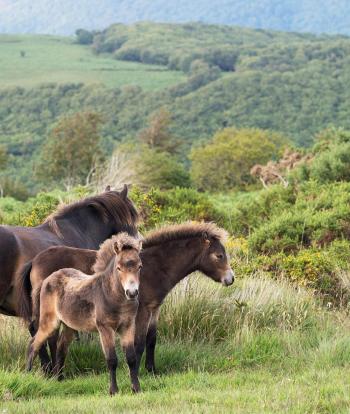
[45,191,139,237]
[142,222,228,248]
[93,233,141,273]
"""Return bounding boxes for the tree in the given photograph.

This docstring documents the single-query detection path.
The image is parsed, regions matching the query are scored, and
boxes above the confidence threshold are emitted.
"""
[134,147,190,189]
[0,145,9,197]
[190,128,287,191]
[37,112,103,188]
[75,29,94,45]
[138,108,183,155]
[94,142,190,191]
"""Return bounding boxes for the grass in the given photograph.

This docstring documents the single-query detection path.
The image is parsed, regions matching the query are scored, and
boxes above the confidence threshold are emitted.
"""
[0,35,185,90]
[0,275,349,413]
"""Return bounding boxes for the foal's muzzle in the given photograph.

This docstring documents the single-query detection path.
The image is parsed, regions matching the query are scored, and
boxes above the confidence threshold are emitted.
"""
[222,269,235,287]
[125,288,139,300]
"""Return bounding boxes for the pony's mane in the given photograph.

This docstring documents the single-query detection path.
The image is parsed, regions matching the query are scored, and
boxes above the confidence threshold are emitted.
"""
[45,191,139,236]
[93,233,141,273]
[142,222,228,248]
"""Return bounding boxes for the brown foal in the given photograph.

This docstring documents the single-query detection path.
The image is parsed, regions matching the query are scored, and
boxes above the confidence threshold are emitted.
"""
[26,233,142,395]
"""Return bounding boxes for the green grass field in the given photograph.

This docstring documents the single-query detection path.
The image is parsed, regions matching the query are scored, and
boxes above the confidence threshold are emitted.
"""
[0,275,349,413]
[0,35,185,90]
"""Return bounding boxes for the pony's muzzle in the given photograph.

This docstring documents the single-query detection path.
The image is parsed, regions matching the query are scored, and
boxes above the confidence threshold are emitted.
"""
[222,270,234,286]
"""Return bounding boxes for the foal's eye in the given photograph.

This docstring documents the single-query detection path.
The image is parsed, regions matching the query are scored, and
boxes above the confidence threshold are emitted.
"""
[216,254,224,260]
[117,266,121,271]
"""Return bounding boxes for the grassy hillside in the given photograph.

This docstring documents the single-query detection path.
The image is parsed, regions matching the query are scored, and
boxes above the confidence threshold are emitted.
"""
[1,0,350,35]
[0,34,184,90]
[2,23,350,191]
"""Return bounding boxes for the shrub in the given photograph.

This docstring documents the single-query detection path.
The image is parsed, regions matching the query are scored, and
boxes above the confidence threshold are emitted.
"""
[130,186,224,231]
[243,181,350,253]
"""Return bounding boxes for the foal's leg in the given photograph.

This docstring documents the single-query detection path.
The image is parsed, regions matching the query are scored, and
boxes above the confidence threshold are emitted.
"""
[30,283,54,374]
[48,329,60,371]
[54,326,75,380]
[120,322,141,393]
[134,306,152,373]
[27,316,59,372]
[145,307,160,374]
[28,321,52,374]
[97,324,118,396]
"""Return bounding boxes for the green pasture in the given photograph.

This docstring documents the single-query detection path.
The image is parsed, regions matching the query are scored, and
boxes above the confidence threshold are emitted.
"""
[0,35,184,90]
[1,275,349,413]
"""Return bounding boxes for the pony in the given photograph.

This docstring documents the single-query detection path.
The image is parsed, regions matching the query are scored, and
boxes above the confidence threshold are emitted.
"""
[27,233,142,396]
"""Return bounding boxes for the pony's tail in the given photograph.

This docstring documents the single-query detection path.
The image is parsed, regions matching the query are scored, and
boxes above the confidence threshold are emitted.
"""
[16,261,33,323]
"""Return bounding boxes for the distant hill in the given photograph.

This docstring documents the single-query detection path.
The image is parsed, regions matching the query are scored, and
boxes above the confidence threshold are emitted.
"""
[1,22,350,191]
[1,0,350,35]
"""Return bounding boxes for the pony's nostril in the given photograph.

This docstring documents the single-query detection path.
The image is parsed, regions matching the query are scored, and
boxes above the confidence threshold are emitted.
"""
[222,271,234,286]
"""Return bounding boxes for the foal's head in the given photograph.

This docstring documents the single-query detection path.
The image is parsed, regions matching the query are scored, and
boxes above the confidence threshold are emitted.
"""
[113,233,142,300]
[94,233,142,300]
[198,229,234,287]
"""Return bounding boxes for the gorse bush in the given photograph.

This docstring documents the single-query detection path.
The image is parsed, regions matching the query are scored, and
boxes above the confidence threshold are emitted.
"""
[130,186,224,231]
[247,182,350,253]
[293,127,350,184]
[0,187,88,226]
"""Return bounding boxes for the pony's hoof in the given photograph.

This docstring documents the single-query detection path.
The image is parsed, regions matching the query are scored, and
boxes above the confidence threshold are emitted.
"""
[42,363,53,376]
[146,365,157,375]
[56,373,65,381]
[109,387,118,396]
[132,383,141,393]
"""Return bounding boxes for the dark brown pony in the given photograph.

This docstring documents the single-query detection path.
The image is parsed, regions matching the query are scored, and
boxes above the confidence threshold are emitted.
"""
[20,222,234,375]
[27,233,143,395]
[3,185,138,318]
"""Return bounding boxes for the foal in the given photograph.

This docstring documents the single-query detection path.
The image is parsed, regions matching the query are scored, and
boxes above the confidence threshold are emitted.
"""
[27,233,142,395]
[26,222,234,376]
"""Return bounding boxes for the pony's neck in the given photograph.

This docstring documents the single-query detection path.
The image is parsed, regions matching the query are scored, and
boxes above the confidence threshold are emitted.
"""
[42,210,114,249]
[144,237,204,292]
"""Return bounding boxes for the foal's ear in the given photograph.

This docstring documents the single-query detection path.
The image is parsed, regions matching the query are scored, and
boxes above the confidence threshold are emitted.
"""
[113,241,120,254]
[105,185,111,192]
[120,184,128,199]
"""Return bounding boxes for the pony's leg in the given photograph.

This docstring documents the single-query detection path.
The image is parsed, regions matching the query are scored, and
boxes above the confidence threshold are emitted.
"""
[134,306,152,373]
[54,326,75,381]
[28,321,52,374]
[145,307,160,374]
[27,317,59,372]
[97,324,118,396]
[120,322,141,393]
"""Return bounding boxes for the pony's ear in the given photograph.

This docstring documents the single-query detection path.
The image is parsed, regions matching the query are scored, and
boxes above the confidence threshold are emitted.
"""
[105,185,111,192]
[202,231,210,245]
[120,184,128,199]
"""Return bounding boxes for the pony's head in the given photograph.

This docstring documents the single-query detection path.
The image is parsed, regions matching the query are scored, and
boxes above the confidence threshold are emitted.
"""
[198,227,234,287]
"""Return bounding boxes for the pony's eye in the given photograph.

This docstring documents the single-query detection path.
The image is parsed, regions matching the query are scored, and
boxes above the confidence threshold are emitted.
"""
[216,254,224,260]
[117,266,121,271]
